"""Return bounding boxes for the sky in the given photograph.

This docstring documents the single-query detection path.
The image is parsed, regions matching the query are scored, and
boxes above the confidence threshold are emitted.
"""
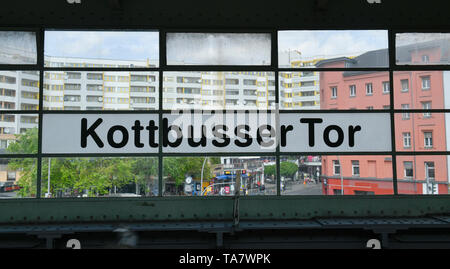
[278,30,388,61]
[44,31,159,61]
[43,30,390,65]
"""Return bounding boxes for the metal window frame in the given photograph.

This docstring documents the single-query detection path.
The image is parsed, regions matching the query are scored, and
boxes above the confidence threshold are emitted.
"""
[0,28,448,199]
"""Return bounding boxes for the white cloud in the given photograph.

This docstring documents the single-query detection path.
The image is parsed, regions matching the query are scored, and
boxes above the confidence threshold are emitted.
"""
[278,30,388,60]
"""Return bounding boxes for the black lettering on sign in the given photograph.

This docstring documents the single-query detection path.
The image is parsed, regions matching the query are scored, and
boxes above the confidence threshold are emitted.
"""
[234,125,252,147]
[212,125,230,147]
[281,125,293,147]
[131,120,144,148]
[163,118,183,147]
[348,125,362,147]
[323,125,344,147]
[300,118,323,147]
[188,125,207,147]
[107,125,129,148]
[257,125,275,147]
[81,118,104,148]
[145,120,159,148]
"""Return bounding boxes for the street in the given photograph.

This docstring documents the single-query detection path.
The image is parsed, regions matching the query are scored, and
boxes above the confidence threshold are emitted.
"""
[282,181,323,195]
[0,192,18,199]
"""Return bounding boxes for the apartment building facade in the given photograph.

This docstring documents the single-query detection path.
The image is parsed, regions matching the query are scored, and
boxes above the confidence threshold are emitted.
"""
[319,41,450,195]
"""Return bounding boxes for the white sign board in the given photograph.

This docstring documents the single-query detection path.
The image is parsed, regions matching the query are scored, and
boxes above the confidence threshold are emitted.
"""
[42,112,391,154]
[42,114,159,154]
[280,113,391,152]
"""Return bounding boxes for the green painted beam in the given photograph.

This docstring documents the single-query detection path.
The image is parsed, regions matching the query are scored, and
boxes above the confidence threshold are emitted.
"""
[0,195,449,224]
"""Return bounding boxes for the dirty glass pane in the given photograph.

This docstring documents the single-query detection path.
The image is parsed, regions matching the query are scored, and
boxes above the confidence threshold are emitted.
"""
[41,157,158,198]
[0,31,36,65]
[396,33,450,65]
[396,155,450,195]
[0,158,37,199]
[163,156,276,196]
[44,31,159,67]
[278,30,388,68]
[166,33,271,65]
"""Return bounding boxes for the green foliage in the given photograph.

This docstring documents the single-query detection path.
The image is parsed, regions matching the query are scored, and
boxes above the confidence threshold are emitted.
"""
[264,164,276,177]
[164,157,214,186]
[6,128,38,154]
[7,128,39,197]
[5,128,215,197]
[264,162,298,178]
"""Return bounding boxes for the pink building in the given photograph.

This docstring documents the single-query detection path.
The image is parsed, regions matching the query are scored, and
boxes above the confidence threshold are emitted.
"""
[318,42,450,195]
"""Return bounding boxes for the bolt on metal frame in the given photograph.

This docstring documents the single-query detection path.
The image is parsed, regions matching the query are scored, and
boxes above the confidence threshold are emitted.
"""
[0,27,448,198]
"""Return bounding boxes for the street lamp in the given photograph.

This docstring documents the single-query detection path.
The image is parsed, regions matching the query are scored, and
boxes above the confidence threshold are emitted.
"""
[200,157,207,196]
[46,158,51,198]
[338,156,344,195]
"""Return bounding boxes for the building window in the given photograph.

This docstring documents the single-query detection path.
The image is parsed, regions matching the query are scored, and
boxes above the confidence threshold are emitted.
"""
[422,101,431,118]
[422,55,429,63]
[403,132,411,148]
[382,81,390,93]
[404,161,413,178]
[401,104,410,119]
[421,76,431,90]
[366,83,373,95]
[425,162,435,181]
[349,85,356,97]
[331,87,337,98]
[333,160,340,175]
[401,79,409,92]
[424,132,433,148]
[352,160,360,177]
[367,106,374,110]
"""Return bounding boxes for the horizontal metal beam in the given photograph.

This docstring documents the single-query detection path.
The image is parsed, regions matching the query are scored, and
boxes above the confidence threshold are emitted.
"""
[0,195,449,224]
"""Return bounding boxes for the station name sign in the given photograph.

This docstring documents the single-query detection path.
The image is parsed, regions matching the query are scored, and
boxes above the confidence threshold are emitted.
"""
[42,112,391,154]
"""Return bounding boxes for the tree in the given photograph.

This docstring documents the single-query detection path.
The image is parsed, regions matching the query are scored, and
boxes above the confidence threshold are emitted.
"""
[131,157,158,195]
[6,128,213,197]
[163,157,214,186]
[7,128,38,197]
[264,162,298,179]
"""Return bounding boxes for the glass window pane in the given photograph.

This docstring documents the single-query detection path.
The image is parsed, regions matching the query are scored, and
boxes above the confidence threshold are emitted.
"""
[0,71,40,111]
[394,70,450,109]
[166,33,271,65]
[41,157,158,198]
[0,158,37,199]
[395,113,449,152]
[308,155,393,196]
[396,155,449,195]
[278,30,388,68]
[44,71,159,110]
[44,31,159,67]
[163,156,276,196]
[163,71,275,110]
[0,31,36,65]
[0,114,38,154]
[396,33,450,65]
[279,71,389,110]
